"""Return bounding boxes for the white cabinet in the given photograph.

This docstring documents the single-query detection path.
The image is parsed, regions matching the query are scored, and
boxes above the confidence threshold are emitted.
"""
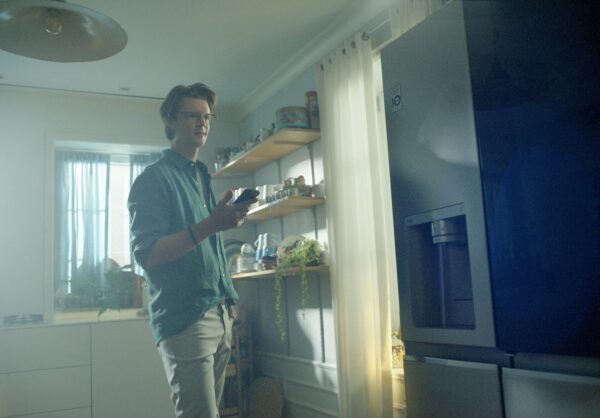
[0,325,91,418]
[0,367,91,417]
[503,368,600,418]
[0,325,90,373]
[90,320,173,418]
[0,320,173,418]
[404,356,503,418]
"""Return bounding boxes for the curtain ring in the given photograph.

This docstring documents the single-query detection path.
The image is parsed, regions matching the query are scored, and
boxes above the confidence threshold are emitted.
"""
[362,32,370,41]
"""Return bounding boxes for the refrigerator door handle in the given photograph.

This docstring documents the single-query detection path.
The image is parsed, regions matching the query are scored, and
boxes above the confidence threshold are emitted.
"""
[503,367,600,385]
[405,355,499,371]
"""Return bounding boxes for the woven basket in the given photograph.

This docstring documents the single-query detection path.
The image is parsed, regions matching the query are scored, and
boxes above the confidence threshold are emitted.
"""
[247,377,283,418]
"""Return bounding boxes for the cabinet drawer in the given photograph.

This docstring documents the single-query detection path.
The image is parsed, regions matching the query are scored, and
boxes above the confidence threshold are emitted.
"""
[404,356,503,418]
[0,325,90,373]
[91,321,172,418]
[0,366,91,417]
[503,367,600,418]
[10,407,91,418]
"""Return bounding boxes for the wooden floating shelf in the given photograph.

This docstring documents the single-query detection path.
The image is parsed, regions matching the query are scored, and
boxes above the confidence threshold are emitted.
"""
[232,265,329,280]
[245,196,325,222]
[212,128,320,178]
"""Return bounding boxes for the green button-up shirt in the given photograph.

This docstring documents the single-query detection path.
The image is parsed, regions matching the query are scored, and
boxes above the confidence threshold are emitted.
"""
[128,149,238,345]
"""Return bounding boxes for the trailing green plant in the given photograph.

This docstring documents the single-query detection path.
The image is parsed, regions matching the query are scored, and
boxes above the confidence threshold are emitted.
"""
[273,239,323,341]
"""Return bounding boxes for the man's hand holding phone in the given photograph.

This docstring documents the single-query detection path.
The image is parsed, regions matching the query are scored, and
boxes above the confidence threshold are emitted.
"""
[208,188,258,233]
[232,188,258,226]
[233,188,259,205]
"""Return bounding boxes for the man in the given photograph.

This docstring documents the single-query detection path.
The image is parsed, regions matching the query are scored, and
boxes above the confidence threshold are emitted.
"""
[128,83,256,418]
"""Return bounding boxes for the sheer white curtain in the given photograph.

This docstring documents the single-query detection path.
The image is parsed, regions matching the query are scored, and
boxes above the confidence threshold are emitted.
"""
[54,151,111,303]
[317,33,398,418]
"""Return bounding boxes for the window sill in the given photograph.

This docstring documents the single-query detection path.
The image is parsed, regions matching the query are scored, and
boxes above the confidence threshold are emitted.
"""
[51,308,148,326]
[1,309,149,330]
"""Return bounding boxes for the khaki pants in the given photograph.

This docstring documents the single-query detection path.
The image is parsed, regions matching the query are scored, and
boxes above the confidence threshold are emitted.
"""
[158,304,233,418]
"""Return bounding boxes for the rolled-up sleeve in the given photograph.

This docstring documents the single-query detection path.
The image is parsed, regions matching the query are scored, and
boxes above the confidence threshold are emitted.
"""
[128,168,170,268]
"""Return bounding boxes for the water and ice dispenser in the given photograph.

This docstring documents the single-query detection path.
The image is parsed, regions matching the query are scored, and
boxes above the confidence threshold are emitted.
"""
[405,205,475,330]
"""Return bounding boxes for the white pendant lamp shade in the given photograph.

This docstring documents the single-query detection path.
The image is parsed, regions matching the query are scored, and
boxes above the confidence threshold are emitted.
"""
[0,0,127,62]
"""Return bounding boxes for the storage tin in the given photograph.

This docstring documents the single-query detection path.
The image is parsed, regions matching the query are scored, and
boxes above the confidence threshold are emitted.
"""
[276,106,309,129]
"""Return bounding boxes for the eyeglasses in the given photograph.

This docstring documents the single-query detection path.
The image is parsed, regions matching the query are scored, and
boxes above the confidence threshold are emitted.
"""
[178,111,216,123]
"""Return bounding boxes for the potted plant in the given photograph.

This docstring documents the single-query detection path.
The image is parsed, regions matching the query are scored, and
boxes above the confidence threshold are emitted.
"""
[392,330,405,368]
[65,263,104,308]
[273,239,324,340]
[97,264,140,317]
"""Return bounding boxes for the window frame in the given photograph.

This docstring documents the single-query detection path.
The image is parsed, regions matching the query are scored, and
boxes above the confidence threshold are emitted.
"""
[44,136,162,321]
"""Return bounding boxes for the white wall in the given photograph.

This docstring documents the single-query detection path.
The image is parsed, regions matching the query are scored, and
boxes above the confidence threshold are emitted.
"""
[0,86,239,323]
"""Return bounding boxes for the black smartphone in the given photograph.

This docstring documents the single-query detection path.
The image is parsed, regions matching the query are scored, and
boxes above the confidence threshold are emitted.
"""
[233,189,259,204]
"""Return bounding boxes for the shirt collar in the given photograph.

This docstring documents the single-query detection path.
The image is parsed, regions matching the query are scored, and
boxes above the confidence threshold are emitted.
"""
[163,149,210,176]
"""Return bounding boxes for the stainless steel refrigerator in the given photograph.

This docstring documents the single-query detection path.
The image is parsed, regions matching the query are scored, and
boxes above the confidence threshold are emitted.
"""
[381,1,600,417]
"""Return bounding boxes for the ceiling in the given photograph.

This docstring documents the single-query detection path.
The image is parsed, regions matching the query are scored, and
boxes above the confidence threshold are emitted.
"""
[0,0,391,115]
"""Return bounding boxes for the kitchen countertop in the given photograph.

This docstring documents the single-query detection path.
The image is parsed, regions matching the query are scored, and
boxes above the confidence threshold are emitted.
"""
[1,308,149,330]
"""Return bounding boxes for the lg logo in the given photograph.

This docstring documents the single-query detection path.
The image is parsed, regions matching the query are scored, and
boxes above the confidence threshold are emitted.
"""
[390,85,402,113]
[391,93,402,113]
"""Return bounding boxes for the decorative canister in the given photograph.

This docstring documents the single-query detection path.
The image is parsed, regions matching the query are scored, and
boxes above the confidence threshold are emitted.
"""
[276,106,309,129]
[304,91,320,129]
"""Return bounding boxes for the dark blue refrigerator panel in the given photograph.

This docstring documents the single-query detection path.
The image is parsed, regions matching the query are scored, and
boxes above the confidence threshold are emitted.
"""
[463,0,600,357]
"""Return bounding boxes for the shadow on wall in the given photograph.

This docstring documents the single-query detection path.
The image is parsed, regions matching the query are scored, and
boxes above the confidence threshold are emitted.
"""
[235,270,339,418]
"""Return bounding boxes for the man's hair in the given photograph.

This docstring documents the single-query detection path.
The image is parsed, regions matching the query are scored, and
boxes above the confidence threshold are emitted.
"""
[160,83,217,141]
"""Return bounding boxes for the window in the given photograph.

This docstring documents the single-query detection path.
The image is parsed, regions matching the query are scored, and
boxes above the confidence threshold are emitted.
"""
[54,149,159,309]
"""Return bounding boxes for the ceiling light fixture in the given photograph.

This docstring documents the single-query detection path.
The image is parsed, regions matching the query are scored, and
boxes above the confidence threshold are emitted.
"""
[0,0,127,62]
[43,10,62,35]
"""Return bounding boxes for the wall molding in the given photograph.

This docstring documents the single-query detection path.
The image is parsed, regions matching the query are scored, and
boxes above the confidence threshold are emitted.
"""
[235,0,394,122]
[283,377,339,416]
[285,397,339,418]
[256,350,340,416]
[283,375,338,395]
[0,83,162,104]
[256,350,338,371]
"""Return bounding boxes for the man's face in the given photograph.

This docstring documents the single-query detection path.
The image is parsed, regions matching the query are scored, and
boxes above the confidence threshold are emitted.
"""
[167,97,212,148]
